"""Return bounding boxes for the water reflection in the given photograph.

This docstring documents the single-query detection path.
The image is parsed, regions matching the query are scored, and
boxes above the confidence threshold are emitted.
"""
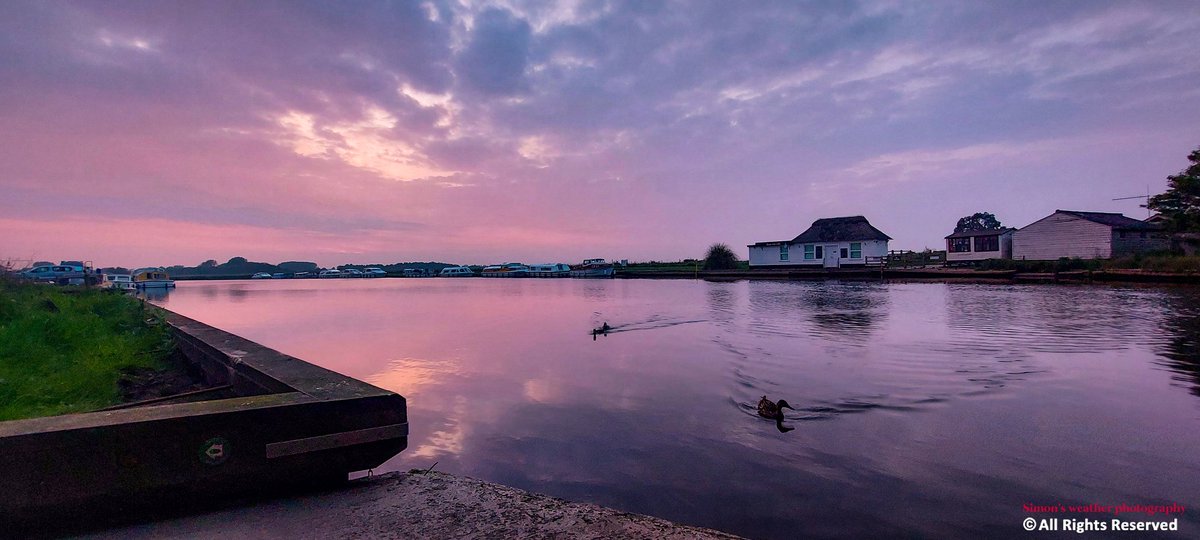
[150,279,1200,540]
[1154,288,1200,397]
[135,288,171,302]
[744,281,888,343]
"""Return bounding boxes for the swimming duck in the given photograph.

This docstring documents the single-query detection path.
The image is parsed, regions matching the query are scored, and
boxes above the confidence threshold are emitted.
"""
[591,322,613,340]
[757,396,794,420]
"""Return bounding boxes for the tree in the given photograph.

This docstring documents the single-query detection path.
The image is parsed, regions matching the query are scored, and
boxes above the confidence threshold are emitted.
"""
[1147,146,1200,232]
[954,212,1003,233]
[703,243,739,270]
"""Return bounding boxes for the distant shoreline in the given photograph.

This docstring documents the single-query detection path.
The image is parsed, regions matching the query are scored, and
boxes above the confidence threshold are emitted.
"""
[166,268,1200,285]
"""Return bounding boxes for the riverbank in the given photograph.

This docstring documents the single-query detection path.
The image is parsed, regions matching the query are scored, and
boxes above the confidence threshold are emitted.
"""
[86,470,742,539]
[0,281,189,421]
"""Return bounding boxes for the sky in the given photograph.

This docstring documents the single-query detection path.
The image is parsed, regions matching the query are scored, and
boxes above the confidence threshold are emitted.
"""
[2,0,1199,268]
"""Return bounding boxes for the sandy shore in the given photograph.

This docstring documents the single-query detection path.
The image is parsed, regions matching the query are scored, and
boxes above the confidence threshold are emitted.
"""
[83,470,743,539]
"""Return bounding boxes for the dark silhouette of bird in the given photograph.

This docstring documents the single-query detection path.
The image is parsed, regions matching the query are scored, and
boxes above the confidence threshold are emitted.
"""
[591,322,612,340]
[757,396,794,420]
[758,396,796,433]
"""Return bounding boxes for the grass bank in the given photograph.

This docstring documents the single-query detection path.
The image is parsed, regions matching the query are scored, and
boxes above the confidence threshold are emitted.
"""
[978,254,1200,273]
[0,280,174,421]
[622,260,751,274]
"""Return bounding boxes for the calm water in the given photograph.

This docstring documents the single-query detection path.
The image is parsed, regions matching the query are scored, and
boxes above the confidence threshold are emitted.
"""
[148,279,1200,539]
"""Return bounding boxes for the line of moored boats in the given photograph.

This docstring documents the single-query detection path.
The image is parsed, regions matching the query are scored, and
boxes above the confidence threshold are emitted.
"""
[253,259,621,279]
[17,258,622,290]
[476,259,617,278]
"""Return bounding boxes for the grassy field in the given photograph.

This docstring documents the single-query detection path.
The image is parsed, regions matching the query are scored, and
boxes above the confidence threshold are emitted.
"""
[0,280,174,421]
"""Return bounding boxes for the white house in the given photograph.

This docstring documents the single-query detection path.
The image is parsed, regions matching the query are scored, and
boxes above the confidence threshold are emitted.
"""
[1011,210,1168,260]
[748,216,891,268]
[945,228,1015,263]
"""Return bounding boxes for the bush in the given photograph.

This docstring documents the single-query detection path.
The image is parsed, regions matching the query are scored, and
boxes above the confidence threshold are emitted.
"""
[703,243,740,270]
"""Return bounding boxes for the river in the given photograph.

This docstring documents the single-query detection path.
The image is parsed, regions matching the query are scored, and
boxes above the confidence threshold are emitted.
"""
[147,278,1200,539]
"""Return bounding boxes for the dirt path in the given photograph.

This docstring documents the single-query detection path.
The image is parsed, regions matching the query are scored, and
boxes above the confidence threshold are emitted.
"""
[84,471,744,539]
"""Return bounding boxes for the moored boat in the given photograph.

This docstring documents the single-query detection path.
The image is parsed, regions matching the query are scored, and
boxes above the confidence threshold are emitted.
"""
[481,263,529,277]
[132,267,175,288]
[100,273,136,291]
[438,266,475,277]
[527,263,571,277]
[569,258,615,278]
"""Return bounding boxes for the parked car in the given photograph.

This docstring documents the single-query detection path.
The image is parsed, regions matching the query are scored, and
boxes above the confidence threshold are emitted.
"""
[20,263,88,283]
[19,265,58,281]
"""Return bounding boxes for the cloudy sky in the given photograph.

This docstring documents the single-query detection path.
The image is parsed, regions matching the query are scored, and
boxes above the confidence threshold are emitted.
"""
[3,0,1199,267]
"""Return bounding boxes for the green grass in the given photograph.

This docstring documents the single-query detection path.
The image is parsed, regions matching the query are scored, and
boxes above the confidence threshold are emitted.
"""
[623,260,751,273]
[0,279,174,421]
[975,254,1200,273]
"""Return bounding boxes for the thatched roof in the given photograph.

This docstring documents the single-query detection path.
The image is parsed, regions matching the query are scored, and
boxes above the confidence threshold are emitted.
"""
[791,216,891,243]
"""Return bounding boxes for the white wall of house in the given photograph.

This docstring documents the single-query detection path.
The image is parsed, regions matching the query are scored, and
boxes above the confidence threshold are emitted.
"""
[1012,213,1112,260]
[748,244,794,266]
[749,240,887,267]
[946,231,1013,262]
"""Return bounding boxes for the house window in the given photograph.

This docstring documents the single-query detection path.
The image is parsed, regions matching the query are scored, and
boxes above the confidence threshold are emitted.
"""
[804,245,815,260]
[974,235,999,252]
[850,242,862,259]
[779,245,788,261]
[949,237,972,252]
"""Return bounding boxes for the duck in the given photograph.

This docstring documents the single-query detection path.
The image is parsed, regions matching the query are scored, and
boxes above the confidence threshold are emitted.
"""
[757,396,794,420]
[591,322,613,340]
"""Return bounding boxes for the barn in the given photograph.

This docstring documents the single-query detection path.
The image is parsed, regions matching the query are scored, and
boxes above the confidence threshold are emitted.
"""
[1011,210,1167,260]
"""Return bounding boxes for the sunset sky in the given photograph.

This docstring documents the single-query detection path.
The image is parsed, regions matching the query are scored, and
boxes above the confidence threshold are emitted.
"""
[3,1,1199,268]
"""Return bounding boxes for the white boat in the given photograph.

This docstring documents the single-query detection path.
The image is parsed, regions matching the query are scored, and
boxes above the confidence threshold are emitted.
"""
[481,263,529,277]
[364,267,388,277]
[527,263,571,277]
[319,269,342,278]
[569,259,615,278]
[439,266,474,277]
[101,273,136,291]
[251,272,273,279]
[132,267,175,288]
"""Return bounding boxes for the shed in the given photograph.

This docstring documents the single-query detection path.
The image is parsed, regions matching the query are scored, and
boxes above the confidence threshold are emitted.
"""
[1011,210,1167,260]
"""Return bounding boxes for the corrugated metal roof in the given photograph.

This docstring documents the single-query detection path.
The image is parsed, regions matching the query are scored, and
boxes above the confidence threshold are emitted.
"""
[944,227,1016,239]
[1057,210,1161,230]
